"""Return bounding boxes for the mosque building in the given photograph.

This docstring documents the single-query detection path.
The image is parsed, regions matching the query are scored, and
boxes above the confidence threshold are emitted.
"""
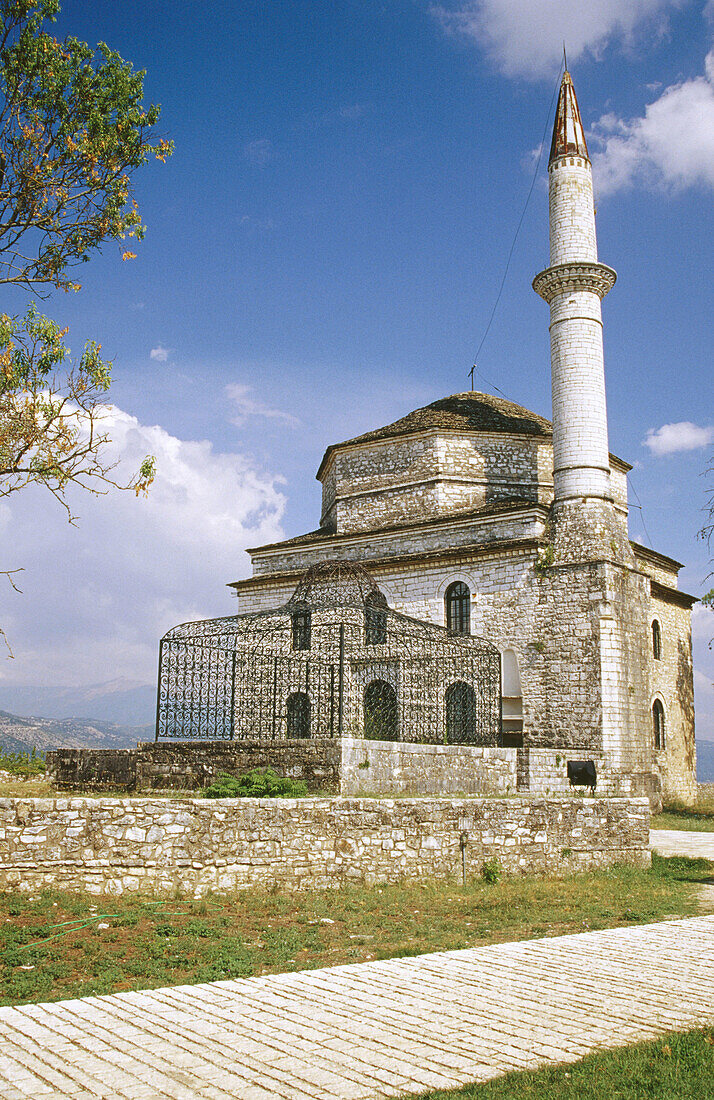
[160,71,697,806]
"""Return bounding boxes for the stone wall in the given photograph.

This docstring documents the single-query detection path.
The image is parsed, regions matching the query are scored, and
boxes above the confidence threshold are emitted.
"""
[48,740,342,794]
[0,795,650,897]
[48,740,518,800]
[648,592,697,805]
[340,738,517,797]
[320,431,554,535]
[521,748,659,803]
[317,430,629,539]
[47,738,663,810]
[250,507,547,579]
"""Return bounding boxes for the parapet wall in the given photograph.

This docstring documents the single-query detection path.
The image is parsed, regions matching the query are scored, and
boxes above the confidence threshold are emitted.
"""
[48,740,342,794]
[47,740,663,808]
[0,796,650,897]
[340,738,517,797]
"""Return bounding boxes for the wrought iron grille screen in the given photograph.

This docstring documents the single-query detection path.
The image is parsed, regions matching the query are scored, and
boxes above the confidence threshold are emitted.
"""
[156,561,502,745]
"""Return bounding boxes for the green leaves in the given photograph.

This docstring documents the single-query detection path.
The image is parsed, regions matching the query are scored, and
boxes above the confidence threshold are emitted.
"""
[0,0,172,291]
[0,303,154,508]
[202,769,309,800]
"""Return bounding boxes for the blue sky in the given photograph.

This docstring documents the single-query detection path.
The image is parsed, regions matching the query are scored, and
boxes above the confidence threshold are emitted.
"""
[1,1,713,737]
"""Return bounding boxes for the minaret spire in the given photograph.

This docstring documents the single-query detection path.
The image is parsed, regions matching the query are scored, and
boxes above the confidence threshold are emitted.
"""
[533,69,633,565]
[549,69,589,165]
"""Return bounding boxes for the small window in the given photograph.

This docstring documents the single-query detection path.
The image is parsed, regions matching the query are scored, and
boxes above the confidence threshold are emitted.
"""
[364,679,398,741]
[365,593,388,646]
[445,581,470,635]
[287,692,311,738]
[653,699,665,750]
[291,607,311,651]
[652,619,662,660]
[445,681,476,744]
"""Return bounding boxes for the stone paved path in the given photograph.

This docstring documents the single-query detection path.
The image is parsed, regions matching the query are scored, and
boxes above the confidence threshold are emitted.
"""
[650,828,714,860]
[0,916,713,1100]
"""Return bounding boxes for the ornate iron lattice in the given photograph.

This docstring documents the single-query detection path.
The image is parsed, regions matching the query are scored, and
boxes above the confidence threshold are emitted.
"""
[156,560,502,745]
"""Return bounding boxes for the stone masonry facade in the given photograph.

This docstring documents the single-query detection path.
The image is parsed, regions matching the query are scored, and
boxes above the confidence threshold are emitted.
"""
[0,795,650,897]
[233,527,695,807]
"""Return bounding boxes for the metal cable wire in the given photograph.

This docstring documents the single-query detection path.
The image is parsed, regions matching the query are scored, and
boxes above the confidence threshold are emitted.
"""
[469,61,565,398]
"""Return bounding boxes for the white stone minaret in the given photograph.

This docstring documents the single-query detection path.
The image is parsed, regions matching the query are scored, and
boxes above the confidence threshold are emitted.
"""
[533,71,632,564]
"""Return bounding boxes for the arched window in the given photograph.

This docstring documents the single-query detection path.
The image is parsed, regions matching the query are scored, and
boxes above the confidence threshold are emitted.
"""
[364,679,398,741]
[286,692,311,738]
[501,648,523,747]
[291,606,311,651]
[652,619,662,661]
[445,581,470,635]
[445,681,476,744]
[653,699,665,750]
[365,592,388,646]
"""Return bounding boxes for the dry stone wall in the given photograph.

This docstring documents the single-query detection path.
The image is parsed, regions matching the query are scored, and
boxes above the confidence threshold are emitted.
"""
[0,795,650,897]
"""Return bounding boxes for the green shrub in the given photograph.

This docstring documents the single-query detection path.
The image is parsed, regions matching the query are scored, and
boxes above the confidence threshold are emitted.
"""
[0,747,46,777]
[481,858,502,884]
[201,768,307,800]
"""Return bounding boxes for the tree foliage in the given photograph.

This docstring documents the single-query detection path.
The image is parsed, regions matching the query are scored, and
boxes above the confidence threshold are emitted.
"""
[0,303,155,513]
[0,0,167,508]
[0,0,171,292]
[0,1,169,652]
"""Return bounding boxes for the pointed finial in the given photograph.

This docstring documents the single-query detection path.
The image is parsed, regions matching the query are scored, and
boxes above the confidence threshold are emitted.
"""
[549,67,589,165]
[563,42,567,72]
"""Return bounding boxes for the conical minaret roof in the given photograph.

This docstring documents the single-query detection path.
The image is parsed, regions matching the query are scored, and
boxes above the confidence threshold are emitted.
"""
[549,70,589,164]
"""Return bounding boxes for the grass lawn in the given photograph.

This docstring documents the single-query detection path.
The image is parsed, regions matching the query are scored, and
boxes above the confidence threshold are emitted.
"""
[655,785,714,833]
[0,777,201,798]
[1,854,711,1008]
[411,1028,714,1100]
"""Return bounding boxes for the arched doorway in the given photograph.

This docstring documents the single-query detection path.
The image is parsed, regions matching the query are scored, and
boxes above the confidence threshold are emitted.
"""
[364,679,398,741]
[445,681,476,743]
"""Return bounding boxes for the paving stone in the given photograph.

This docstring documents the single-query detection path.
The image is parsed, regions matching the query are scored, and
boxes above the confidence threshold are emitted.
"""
[650,829,714,860]
[0,916,712,1099]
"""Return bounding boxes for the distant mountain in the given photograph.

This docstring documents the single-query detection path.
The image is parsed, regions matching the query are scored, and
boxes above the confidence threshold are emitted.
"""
[0,679,155,727]
[697,740,714,783]
[0,709,152,755]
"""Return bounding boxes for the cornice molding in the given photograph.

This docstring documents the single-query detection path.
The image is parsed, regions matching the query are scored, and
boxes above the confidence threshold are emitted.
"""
[532,262,617,303]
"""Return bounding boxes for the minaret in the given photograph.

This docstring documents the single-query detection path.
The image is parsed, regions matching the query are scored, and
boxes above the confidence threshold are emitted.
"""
[533,71,633,564]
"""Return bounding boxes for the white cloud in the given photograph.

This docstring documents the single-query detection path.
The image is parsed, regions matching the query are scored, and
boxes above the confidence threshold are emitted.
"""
[693,603,714,643]
[243,139,273,167]
[430,0,682,79]
[150,345,170,363]
[591,50,714,194]
[226,383,300,428]
[643,421,714,456]
[239,215,275,232]
[0,407,286,685]
[339,104,367,120]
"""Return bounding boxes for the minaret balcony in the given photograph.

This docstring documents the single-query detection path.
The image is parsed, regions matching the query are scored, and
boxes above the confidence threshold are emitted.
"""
[532,261,617,304]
